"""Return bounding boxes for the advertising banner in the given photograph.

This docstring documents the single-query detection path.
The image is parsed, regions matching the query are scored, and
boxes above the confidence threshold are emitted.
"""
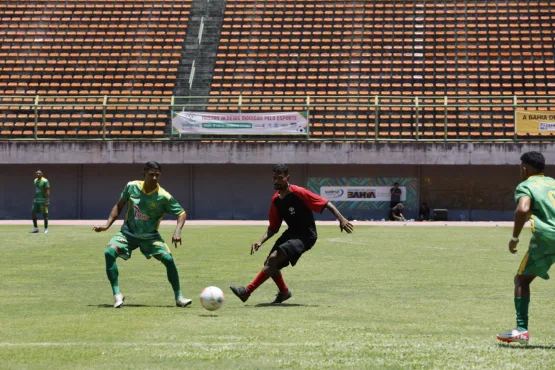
[515,111,555,134]
[307,178,418,210]
[172,111,308,135]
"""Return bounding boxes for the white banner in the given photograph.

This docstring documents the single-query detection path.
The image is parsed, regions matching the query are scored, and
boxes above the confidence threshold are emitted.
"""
[172,111,308,135]
[320,186,407,202]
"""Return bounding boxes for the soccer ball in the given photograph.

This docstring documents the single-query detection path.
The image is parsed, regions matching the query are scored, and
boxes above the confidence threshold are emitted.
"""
[200,286,225,311]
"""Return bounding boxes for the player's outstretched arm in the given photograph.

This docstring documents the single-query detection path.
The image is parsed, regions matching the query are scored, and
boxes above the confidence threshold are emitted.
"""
[509,196,531,254]
[93,199,126,232]
[325,202,353,233]
[251,228,277,255]
[172,211,187,247]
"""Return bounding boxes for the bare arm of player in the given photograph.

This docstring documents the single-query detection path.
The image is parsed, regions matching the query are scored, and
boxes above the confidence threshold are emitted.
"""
[509,196,531,254]
[325,202,354,233]
[172,211,187,247]
[44,187,50,206]
[93,199,127,232]
[251,228,277,255]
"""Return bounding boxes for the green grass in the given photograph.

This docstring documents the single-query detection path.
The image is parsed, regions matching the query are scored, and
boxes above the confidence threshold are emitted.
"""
[1,225,555,369]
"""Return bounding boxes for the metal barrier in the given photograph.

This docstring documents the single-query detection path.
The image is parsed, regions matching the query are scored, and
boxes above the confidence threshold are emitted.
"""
[0,94,554,141]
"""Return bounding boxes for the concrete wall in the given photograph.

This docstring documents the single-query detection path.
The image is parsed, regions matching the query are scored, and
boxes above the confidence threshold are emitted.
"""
[3,141,555,165]
[0,163,532,221]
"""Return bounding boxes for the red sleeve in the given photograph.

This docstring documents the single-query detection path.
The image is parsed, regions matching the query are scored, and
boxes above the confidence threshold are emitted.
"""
[268,193,283,232]
[289,185,329,213]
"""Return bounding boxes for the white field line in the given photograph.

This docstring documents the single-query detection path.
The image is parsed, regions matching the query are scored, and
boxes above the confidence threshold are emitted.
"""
[0,341,501,350]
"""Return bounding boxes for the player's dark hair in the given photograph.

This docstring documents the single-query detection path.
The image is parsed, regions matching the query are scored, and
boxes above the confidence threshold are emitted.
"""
[272,163,288,175]
[394,182,399,186]
[144,161,162,172]
[520,152,545,172]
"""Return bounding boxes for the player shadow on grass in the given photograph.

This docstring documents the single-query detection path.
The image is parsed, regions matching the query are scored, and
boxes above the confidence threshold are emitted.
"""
[498,343,555,350]
[253,303,317,308]
[89,304,174,308]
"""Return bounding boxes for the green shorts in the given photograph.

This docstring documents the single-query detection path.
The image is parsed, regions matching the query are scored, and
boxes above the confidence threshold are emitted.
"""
[108,232,171,260]
[31,202,48,215]
[517,234,555,280]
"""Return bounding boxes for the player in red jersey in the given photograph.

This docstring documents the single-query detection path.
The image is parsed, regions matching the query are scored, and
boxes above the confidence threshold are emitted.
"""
[230,164,353,303]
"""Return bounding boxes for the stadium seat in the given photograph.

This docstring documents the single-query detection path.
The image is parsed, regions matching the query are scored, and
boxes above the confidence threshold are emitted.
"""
[0,0,192,138]
[207,0,554,139]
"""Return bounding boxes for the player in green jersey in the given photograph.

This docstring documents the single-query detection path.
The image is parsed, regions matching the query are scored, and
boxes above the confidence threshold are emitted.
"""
[30,170,50,234]
[497,152,555,344]
[93,161,192,308]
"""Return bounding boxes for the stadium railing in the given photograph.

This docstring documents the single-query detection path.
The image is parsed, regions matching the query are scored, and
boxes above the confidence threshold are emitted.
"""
[0,94,554,142]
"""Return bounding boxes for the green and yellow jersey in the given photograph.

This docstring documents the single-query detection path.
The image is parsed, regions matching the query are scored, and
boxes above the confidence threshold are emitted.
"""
[34,177,50,204]
[119,181,185,240]
[515,174,555,237]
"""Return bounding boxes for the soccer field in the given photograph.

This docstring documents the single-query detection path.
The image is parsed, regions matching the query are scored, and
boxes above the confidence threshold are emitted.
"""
[1,225,554,369]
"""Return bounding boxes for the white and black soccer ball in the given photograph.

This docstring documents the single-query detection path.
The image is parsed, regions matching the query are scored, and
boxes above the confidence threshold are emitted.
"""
[200,286,225,311]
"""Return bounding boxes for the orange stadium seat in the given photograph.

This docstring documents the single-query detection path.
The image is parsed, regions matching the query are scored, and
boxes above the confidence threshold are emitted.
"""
[207,0,555,139]
[0,0,192,138]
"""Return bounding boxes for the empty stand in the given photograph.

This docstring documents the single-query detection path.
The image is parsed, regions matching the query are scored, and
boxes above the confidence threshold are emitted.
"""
[0,0,191,137]
[210,0,555,139]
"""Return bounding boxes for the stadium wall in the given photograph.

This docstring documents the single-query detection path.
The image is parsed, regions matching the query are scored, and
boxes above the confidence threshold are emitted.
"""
[2,141,555,165]
[0,163,523,221]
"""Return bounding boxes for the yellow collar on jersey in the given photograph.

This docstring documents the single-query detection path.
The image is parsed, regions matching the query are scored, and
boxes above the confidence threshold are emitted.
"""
[141,182,160,196]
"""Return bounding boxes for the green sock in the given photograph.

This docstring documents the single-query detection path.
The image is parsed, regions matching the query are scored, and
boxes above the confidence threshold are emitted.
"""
[32,218,37,228]
[104,247,120,295]
[161,254,182,300]
[44,217,48,229]
[515,297,530,331]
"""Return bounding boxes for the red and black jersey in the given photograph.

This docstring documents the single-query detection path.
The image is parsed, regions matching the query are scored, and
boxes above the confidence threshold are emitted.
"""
[268,184,328,241]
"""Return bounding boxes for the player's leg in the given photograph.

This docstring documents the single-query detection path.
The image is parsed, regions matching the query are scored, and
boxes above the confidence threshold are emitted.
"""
[514,273,535,332]
[230,241,296,303]
[497,246,550,344]
[105,233,133,308]
[496,272,535,344]
[246,248,288,292]
[267,251,292,303]
[267,238,310,303]
[41,204,49,233]
[145,240,191,307]
[30,204,39,233]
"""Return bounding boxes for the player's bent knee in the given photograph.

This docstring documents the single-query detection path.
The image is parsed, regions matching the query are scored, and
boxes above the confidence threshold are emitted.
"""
[104,246,118,258]
[160,253,174,265]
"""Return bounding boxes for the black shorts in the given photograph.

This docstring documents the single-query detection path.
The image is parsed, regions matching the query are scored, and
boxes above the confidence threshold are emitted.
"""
[267,232,316,268]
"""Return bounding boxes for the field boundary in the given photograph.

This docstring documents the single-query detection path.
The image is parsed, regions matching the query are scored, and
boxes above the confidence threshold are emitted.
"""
[0,220,518,227]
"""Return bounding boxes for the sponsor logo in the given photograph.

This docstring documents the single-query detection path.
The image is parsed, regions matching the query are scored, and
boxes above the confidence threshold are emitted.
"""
[289,207,296,215]
[133,205,150,221]
[539,122,555,131]
[347,190,376,199]
[322,189,344,199]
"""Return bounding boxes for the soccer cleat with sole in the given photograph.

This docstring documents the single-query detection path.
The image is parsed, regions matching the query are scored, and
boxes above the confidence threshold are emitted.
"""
[30,228,39,233]
[229,286,250,302]
[113,293,125,308]
[272,290,292,304]
[176,296,192,307]
[496,328,529,344]
[44,229,48,234]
